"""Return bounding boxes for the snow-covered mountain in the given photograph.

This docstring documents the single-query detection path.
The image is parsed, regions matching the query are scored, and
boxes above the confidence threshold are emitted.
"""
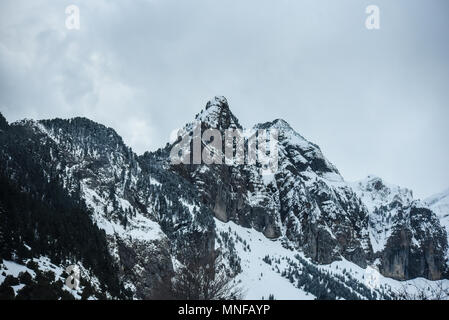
[0,115,215,299]
[351,176,447,280]
[0,97,448,300]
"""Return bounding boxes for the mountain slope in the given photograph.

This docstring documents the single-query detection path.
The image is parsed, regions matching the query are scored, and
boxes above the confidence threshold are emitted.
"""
[0,118,124,299]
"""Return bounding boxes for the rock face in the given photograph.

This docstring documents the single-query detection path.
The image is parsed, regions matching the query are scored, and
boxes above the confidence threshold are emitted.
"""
[116,237,173,299]
[379,206,447,280]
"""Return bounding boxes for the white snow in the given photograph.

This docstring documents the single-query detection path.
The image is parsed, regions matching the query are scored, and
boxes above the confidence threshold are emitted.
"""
[215,219,314,300]
[215,217,449,300]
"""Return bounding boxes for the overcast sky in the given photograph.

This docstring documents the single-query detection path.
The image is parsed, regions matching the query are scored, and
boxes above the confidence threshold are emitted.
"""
[1,0,448,199]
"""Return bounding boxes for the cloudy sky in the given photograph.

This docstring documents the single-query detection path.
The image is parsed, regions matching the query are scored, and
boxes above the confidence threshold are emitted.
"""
[0,0,448,199]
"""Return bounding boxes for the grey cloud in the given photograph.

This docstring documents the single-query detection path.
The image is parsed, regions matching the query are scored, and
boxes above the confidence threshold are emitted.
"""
[0,0,448,198]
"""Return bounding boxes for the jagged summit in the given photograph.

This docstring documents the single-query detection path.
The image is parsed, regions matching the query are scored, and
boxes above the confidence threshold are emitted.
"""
[195,96,242,130]
[205,96,229,110]
[253,117,341,176]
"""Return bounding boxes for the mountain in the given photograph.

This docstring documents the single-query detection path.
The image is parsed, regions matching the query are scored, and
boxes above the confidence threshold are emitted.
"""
[0,117,124,299]
[0,115,218,299]
[162,97,371,269]
[0,97,448,300]
[160,97,447,280]
[352,176,447,280]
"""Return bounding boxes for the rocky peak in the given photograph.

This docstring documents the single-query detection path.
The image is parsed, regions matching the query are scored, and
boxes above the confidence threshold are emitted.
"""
[255,118,340,176]
[205,96,229,110]
[195,96,242,130]
[31,117,137,166]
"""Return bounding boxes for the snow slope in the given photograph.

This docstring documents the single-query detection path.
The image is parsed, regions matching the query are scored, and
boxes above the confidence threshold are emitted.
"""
[215,218,449,300]
[215,219,313,300]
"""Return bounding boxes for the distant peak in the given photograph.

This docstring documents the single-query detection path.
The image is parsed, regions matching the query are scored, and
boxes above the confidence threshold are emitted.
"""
[254,118,293,131]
